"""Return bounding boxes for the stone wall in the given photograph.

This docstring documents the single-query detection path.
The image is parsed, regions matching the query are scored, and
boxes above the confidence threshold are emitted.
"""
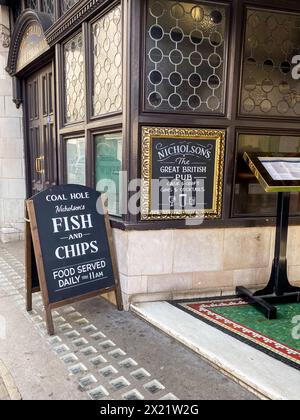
[0,6,25,243]
[114,226,300,310]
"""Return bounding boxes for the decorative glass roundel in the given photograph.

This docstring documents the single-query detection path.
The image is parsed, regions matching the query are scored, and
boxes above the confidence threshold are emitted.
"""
[170,72,183,87]
[145,0,227,113]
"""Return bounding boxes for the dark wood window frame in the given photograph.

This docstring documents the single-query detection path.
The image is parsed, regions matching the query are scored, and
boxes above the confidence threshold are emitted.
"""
[89,126,123,187]
[88,3,124,122]
[232,128,300,219]
[117,0,300,232]
[90,127,124,218]
[141,0,231,117]
[56,0,125,227]
[238,4,300,121]
[45,0,300,231]
[62,132,86,184]
[60,28,86,127]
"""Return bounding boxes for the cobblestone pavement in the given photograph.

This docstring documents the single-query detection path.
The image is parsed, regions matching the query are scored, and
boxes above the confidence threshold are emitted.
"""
[0,242,257,400]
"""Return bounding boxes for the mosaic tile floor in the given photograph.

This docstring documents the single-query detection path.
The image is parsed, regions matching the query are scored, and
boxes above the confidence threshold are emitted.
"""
[174,297,300,371]
[0,248,178,401]
[213,302,300,350]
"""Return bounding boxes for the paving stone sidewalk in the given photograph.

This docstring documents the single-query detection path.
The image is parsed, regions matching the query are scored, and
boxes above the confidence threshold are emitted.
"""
[0,375,10,400]
[0,359,22,400]
[0,241,258,400]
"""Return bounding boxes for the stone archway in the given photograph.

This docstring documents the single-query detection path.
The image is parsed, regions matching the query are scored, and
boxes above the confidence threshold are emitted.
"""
[6,9,53,107]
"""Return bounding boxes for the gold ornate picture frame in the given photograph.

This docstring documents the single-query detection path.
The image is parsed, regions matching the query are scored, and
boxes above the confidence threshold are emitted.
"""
[141,127,225,221]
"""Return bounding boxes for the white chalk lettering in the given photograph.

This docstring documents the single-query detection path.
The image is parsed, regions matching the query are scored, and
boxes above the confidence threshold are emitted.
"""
[55,241,99,260]
[52,214,93,234]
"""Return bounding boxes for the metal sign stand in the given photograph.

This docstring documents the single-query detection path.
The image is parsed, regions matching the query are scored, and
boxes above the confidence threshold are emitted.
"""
[237,192,300,319]
[236,153,300,320]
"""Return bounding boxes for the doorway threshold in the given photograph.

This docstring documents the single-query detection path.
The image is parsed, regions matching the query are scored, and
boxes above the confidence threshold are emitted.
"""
[131,301,300,400]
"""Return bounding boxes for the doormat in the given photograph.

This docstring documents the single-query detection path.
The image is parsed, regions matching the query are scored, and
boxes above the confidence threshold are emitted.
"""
[171,297,300,371]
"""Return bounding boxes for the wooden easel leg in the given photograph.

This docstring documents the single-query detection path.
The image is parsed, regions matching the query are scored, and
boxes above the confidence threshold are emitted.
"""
[45,306,55,336]
[26,240,33,312]
[26,286,33,312]
[115,288,123,311]
[101,194,123,312]
[25,209,33,312]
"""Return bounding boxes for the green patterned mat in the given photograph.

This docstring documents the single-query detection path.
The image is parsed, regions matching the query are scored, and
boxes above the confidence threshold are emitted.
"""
[172,298,300,370]
[213,303,300,350]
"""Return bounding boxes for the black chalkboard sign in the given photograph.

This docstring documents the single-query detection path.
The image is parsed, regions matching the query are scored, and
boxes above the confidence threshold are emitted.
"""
[141,127,225,220]
[26,185,122,335]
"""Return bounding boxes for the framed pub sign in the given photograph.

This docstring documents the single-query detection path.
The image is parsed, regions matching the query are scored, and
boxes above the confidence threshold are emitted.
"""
[141,127,225,221]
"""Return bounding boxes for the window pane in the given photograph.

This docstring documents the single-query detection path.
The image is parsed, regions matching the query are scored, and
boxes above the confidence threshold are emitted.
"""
[12,1,22,21]
[62,0,80,13]
[93,5,123,116]
[234,135,300,216]
[26,0,38,10]
[145,0,228,114]
[95,133,123,216]
[241,8,300,117]
[42,0,54,16]
[64,33,85,124]
[66,138,86,185]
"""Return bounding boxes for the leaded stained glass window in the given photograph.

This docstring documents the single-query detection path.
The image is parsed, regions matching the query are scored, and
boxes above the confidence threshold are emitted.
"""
[62,0,80,13]
[92,5,123,116]
[145,0,228,114]
[26,0,38,10]
[241,8,300,117]
[64,33,85,124]
[42,0,54,16]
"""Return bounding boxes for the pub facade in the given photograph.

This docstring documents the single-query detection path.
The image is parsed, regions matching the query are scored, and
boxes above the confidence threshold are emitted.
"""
[1,0,300,309]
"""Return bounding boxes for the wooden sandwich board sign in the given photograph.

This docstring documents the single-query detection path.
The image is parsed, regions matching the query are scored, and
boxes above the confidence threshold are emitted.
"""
[25,185,123,335]
[25,207,40,312]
